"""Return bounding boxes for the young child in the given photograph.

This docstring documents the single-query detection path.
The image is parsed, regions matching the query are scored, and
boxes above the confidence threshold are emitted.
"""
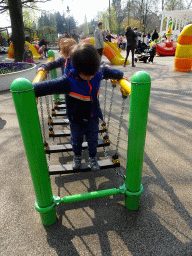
[37,38,77,74]
[33,43,124,171]
[23,44,34,63]
[149,43,156,64]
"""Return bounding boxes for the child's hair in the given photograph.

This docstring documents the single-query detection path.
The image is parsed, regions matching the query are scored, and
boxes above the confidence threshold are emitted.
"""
[60,38,77,57]
[70,43,100,76]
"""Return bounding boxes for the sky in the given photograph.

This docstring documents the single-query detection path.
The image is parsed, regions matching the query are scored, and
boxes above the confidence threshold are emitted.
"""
[37,0,109,25]
[0,0,110,30]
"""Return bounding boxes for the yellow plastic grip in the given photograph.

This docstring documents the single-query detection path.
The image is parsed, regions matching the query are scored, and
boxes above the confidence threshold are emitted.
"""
[118,79,131,97]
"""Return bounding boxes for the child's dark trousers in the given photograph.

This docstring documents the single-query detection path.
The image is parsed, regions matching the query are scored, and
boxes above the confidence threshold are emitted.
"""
[70,117,99,157]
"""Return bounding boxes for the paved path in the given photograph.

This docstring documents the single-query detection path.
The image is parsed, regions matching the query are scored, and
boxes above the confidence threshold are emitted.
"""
[1,50,192,255]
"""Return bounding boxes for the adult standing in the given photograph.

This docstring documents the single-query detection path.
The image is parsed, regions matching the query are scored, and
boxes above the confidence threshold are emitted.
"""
[94,22,104,57]
[124,26,137,67]
[151,29,159,41]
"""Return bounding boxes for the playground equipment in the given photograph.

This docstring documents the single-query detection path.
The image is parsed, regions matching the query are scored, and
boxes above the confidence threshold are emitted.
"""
[155,41,177,56]
[83,37,129,65]
[155,22,177,56]
[8,41,41,59]
[174,24,192,72]
[11,50,151,226]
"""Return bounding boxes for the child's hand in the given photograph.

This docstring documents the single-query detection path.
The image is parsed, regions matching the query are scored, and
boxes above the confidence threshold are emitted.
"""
[122,76,128,81]
[117,76,128,82]
[37,67,45,73]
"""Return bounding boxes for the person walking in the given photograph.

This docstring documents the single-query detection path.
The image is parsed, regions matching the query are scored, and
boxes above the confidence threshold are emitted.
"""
[124,26,137,67]
[94,22,104,57]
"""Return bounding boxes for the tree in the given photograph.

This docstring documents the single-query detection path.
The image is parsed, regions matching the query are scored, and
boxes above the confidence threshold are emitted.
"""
[99,4,118,34]
[164,0,184,10]
[0,0,50,61]
[110,4,119,34]
[8,0,25,62]
[113,0,124,33]
[55,12,66,34]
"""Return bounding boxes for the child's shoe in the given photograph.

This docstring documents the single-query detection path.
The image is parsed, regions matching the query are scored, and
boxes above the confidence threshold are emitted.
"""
[73,155,82,169]
[89,157,100,172]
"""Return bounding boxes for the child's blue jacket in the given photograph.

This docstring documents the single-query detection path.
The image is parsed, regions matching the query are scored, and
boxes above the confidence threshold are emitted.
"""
[34,60,124,125]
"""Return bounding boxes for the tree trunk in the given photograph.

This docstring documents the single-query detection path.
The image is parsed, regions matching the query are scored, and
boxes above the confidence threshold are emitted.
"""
[8,0,25,62]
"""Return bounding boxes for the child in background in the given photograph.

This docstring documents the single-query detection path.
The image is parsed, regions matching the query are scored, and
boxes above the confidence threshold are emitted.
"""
[34,43,125,171]
[118,36,123,49]
[37,38,77,74]
[23,44,34,63]
[38,45,46,59]
[149,43,156,64]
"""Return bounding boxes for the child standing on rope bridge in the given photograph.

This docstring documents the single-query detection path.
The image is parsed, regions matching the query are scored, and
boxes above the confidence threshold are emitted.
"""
[33,43,124,171]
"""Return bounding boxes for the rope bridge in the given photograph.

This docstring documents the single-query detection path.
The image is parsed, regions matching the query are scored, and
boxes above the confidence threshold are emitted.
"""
[11,50,151,226]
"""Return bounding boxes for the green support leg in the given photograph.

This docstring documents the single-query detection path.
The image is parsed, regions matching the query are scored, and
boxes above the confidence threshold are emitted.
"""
[125,71,151,210]
[48,50,60,102]
[11,78,57,226]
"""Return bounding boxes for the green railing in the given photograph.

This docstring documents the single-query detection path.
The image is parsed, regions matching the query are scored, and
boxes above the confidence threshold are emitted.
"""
[11,50,151,226]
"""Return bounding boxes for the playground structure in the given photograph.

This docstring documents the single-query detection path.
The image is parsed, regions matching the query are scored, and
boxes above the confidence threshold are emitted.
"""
[83,37,129,65]
[11,50,151,226]
[7,37,128,65]
[8,41,41,59]
[174,24,192,72]
[155,22,177,56]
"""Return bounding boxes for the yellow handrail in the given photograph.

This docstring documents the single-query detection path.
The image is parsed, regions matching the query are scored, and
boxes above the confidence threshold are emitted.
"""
[32,57,54,83]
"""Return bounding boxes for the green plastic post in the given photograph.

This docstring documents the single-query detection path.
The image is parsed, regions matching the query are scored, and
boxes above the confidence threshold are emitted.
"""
[11,78,57,226]
[48,50,59,102]
[125,71,151,210]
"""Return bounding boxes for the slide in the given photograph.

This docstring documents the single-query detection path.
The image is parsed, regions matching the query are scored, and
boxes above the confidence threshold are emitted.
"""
[105,41,125,60]
[8,41,41,59]
[83,37,129,65]
[25,41,41,59]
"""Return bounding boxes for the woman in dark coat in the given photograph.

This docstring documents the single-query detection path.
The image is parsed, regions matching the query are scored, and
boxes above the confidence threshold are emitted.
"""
[151,29,159,41]
[124,26,137,67]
